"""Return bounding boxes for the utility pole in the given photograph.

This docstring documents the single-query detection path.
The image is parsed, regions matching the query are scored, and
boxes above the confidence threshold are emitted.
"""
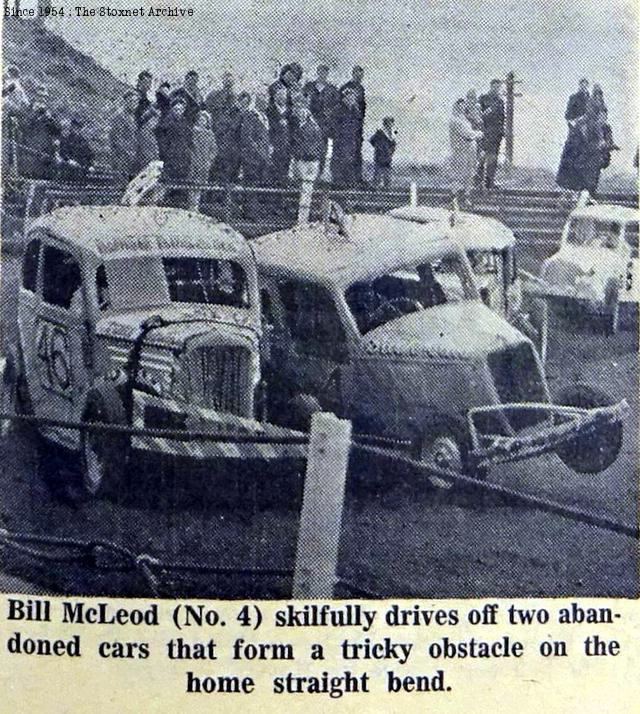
[504,71,523,168]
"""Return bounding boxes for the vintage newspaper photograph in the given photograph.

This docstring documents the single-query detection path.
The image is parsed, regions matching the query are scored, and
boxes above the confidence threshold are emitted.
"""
[0,0,638,709]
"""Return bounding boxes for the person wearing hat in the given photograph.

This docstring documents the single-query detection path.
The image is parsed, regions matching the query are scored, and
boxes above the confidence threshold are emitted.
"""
[19,84,61,180]
[109,90,138,183]
[369,116,397,189]
[58,114,94,182]
[158,95,193,207]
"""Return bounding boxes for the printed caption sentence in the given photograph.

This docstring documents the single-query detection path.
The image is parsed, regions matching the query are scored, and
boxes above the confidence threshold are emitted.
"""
[4,598,624,698]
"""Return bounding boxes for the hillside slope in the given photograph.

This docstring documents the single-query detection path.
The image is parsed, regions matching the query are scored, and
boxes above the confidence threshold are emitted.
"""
[3,17,129,155]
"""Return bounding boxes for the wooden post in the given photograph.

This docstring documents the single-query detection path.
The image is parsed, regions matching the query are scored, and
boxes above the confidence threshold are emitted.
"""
[292,412,351,599]
[504,71,515,168]
[409,181,418,207]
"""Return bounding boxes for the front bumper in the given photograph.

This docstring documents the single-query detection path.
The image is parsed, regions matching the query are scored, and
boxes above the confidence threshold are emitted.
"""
[467,400,628,469]
[131,393,307,460]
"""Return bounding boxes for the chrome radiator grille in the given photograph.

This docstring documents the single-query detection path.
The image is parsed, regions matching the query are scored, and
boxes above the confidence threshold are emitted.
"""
[184,346,252,416]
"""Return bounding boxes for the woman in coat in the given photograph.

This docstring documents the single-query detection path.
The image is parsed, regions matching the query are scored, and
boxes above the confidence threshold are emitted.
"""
[188,110,217,210]
[136,107,160,173]
[449,98,483,204]
[330,89,363,188]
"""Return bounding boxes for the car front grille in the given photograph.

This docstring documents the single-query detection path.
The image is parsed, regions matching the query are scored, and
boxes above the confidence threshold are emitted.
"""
[487,343,547,429]
[183,345,252,417]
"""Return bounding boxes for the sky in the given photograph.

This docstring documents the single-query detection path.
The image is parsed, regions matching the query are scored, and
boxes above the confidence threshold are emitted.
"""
[46,0,639,171]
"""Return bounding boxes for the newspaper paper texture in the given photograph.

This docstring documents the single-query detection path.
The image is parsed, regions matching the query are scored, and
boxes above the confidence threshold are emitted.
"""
[0,1,638,711]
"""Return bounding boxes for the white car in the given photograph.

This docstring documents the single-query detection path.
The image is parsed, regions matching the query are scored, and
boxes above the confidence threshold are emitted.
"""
[539,199,639,332]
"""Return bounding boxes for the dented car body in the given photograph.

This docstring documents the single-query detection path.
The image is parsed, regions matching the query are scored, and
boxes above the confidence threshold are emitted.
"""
[253,213,625,478]
[2,205,279,495]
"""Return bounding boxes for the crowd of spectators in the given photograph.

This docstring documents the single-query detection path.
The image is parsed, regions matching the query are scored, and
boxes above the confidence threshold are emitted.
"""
[2,64,95,183]
[448,79,506,205]
[556,79,618,196]
[106,64,392,216]
[2,61,626,212]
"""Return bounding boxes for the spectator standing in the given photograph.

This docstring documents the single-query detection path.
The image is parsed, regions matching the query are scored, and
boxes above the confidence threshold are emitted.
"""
[58,115,93,182]
[269,63,304,113]
[267,84,291,185]
[240,93,272,219]
[476,79,505,191]
[3,65,30,175]
[109,90,138,183]
[565,79,590,127]
[134,70,153,126]
[155,81,172,121]
[599,108,619,172]
[592,84,607,114]
[19,85,61,180]
[189,110,217,210]
[205,72,236,127]
[369,116,397,189]
[340,66,366,183]
[576,99,608,195]
[136,107,160,172]
[3,65,30,119]
[449,97,483,205]
[331,88,363,188]
[171,70,204,125]
[304,65,340,176]
[158,96,193,207]
[290,103,323,223]
[205,72,236,185]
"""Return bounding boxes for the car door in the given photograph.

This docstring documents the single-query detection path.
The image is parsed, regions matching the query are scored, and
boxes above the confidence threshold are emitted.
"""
[28,239,92,448]
[272,279,350,416]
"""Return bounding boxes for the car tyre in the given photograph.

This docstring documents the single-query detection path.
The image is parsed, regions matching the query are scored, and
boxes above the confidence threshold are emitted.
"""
[554,383,623,474]
[412,414,486,489]
[80,381,130,498]
[1,352,33,438]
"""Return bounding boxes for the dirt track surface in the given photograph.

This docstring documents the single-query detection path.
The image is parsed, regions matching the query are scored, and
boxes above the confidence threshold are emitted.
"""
[0,255,638,599]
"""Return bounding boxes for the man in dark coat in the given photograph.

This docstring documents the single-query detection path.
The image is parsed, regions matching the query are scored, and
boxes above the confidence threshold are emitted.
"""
[339,66,366,183]
[240,93,272,219]
[207,73,239,184]
[109,90,138,183]
[369,116,397,189]
[475,79,505,190]
[331,88,363,188]
[58,115,93,182]
[170,70,204,126]
[158,96,193,207]
[267,84,291,185]
[304,65,340,176]
[565,79,590,126]
[268,62,304,114]
[134,70,153,127]
[19,86,61,180]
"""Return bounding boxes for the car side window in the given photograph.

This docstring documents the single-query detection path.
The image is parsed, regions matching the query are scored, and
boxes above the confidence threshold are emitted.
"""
[21,238,40,292]
[41,244,83,310]
[278,281,345,357]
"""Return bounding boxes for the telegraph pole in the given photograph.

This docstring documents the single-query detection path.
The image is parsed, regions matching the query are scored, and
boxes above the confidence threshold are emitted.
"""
[504,71,523,168]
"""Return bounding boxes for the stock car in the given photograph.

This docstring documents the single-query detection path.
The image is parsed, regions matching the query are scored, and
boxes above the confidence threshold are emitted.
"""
[252,211,626,485]
[1,205,274,497]
[539,197,639,333]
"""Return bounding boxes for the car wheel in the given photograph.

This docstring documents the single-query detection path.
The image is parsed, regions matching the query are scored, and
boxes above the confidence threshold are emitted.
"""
[1,353,32,438]
[80,382,130,498]
[554,384,623,474]
[412,415,485,489]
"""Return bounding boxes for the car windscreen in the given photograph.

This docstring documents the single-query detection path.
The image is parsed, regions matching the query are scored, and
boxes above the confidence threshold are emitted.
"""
[345,254,476,334]
[100,256,249,311]
[566,218,620,250]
